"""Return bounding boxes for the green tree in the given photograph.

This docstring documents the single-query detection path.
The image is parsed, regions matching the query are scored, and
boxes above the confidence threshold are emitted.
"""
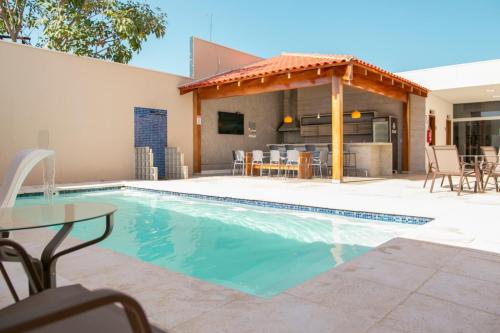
[0,0,167,63]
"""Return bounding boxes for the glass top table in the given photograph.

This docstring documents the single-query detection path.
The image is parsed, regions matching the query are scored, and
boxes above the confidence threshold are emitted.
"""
[0,202,117,295]
[0,202,116,232]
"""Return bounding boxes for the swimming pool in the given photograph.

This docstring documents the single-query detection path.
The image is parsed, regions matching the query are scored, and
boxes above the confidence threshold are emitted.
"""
[17,189,420,297]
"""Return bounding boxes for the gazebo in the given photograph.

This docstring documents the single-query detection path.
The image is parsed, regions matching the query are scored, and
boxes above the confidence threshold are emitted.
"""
[179,53,428,182]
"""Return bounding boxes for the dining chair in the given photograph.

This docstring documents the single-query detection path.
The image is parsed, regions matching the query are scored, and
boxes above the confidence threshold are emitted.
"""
[251,150,264,176]
[423,146,446,188]
[232,150,245,176]
[285,150,300,178]
[268,150,281,177]
[431,145,474,195]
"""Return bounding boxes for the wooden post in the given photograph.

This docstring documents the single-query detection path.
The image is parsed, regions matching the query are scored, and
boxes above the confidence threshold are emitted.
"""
[193,90,202,173]
[331,75,343,182]
[402,94,410,172]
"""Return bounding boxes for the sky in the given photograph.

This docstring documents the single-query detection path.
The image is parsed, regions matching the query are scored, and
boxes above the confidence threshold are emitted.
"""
[130,0,500,77]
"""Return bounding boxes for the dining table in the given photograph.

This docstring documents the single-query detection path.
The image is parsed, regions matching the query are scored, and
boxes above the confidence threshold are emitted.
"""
[244,151,314,178]
[0,202,117,299]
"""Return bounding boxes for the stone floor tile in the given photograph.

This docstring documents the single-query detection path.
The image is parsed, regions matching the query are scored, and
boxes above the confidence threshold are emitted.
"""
[173,293,377,333]
[419,271,500,316]
[442,249,500,284]
[287,271,410,321]
[371,237,460,270]
[365,322,410,333]
[382,293,500,333]
[334,251,436,291]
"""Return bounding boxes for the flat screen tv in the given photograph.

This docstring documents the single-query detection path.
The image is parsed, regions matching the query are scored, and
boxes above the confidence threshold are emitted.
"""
[218,112,244,135]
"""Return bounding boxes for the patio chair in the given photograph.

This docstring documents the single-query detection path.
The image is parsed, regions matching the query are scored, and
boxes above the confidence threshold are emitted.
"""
[232,150,245,176]
[0,239,166,333]
[424,146,446,189]
[285,145,295,151]
[311,150,328,178]
[431,145,475,195]
[251,150,264,176]
[268,150,281,177]
[480,146,500,191]
[285,150,300,178]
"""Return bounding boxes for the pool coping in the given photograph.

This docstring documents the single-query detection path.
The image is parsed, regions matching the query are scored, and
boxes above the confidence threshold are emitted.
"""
[18,184,433,225]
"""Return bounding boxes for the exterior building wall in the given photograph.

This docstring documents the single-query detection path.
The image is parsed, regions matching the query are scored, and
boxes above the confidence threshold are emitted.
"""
[191,37,262,80]
[409,94,427,172]
[425,93,454,146]
[292,84,405,170]
[0,41,193,185]
[201,92,283,170]
[398,59,500,91]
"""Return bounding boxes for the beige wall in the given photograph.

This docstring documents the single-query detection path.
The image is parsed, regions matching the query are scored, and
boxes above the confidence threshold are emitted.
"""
[0,41,193,185]
[191,37,262,80]
[201,92,283,170]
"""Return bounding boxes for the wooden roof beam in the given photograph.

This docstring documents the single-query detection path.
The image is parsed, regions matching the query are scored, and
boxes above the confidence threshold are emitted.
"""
[352,65,427,97]
[197,67,340,100]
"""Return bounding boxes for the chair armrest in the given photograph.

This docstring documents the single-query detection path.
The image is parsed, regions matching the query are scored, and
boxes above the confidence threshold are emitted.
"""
[0,288,152,333]
[0,239,43,294]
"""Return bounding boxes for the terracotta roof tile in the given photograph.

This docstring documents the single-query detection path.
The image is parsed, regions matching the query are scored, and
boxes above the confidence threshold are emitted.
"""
[179,53,428,92]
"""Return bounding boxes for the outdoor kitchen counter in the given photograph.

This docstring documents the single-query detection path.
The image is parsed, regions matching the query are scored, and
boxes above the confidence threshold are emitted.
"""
[344,142,393,177]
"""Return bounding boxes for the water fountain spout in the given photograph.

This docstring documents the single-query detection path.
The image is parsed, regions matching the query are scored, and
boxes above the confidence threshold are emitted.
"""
[0,149,56,209]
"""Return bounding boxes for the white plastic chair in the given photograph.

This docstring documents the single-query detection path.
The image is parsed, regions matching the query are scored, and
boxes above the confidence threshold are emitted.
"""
[232,150,245,176]
[268,150,281,177]
[285,150,300,178]
[251,150,264,176]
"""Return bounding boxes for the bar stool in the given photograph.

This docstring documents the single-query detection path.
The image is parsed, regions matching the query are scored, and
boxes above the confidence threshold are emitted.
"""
[343,152,357,176]
[327,144,333,176]
[312,150,328,178]
[305,145,316,152]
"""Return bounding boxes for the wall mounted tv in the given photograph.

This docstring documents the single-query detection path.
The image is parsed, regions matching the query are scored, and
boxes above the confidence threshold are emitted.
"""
[218,111,244,135]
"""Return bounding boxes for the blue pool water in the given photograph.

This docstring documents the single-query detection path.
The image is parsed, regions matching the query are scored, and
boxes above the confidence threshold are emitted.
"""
[17,190,418,297]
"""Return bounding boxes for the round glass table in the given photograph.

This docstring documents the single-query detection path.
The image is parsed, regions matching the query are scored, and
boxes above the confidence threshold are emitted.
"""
[0,202,117,294]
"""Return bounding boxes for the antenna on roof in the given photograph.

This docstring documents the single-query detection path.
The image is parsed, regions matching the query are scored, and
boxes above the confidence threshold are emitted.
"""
[209,14,213,41]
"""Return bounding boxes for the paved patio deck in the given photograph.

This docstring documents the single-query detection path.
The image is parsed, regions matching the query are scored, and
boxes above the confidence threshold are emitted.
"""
[2,175,500,332]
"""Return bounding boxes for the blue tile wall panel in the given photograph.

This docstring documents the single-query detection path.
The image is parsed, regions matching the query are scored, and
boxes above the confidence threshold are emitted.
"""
[134,107,167,178]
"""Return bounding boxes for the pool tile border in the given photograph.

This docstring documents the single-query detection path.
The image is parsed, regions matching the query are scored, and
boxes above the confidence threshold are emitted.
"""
[18,185,432,225]
[17,186,125,197]
[126,186,432,225]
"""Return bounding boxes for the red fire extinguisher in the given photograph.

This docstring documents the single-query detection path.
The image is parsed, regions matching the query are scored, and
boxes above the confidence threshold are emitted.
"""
[426,126,433,144]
